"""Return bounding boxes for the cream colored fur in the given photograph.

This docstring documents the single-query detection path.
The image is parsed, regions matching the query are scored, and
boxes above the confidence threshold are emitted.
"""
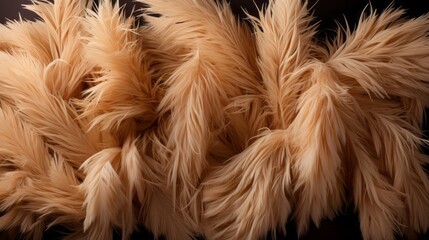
[0,0,428,239]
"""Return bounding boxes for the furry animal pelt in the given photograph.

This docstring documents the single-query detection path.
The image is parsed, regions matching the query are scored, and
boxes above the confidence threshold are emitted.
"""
[0,0,429,239]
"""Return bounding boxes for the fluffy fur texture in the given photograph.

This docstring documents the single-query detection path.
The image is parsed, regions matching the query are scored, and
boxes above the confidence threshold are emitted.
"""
[0,0,428,239]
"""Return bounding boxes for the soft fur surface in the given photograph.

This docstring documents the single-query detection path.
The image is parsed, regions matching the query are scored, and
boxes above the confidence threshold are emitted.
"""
[0,0,429,239]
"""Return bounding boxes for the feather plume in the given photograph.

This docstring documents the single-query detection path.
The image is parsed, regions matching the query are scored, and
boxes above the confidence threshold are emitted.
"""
[250,0,316,129]
[325,8,429,105]
[0,52,98,167]
[157,49,227,224]
[140,0,263,225]
[202,130,292,239]
[290,63,348,234]
[140,0,261,94]
[0,19,47,56]
[0,105,49,175]
[24,0,91,99]
[79,148,127,240]
[140,0,264,139]
[342,104,404,240]
[82,0,156,133]
[323,7,429,239]
[0,106,85,237]
[366,111,429,234]
[118,130,164,239]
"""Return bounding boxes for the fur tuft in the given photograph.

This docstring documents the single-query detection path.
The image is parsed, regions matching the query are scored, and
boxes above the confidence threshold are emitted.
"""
[202,130,292,239]
[290,63,348,234]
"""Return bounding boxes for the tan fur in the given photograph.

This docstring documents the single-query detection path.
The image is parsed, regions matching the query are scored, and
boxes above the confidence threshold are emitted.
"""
[139,0,264,235]
[290,62,348,234]
[323,8,429,239]
[202,130,292,239]
[1,0,429,240]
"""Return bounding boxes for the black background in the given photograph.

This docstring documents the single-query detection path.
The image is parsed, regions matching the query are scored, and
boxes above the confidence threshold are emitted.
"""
[1,0,429,239]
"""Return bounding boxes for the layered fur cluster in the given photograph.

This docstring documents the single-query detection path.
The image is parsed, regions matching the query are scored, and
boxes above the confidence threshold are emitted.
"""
[0,0,429,239]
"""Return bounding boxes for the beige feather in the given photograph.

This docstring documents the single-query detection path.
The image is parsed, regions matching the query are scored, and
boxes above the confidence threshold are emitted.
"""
[140,0,261,94]
[24,0,91,99]
[0,106,85,237]
[140,0,263,140]
[0,105,49,175]
[344,110,404,240]
[157,49,227,224]
[0,52,98,168]
[323,7,429,239]
[79,148,127,240]
[202,130,292,240]
[0,19,48,57]
[290,63,348,234]
[250,0,317,129]
[140,0,263,232]
[82,0,156,133]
